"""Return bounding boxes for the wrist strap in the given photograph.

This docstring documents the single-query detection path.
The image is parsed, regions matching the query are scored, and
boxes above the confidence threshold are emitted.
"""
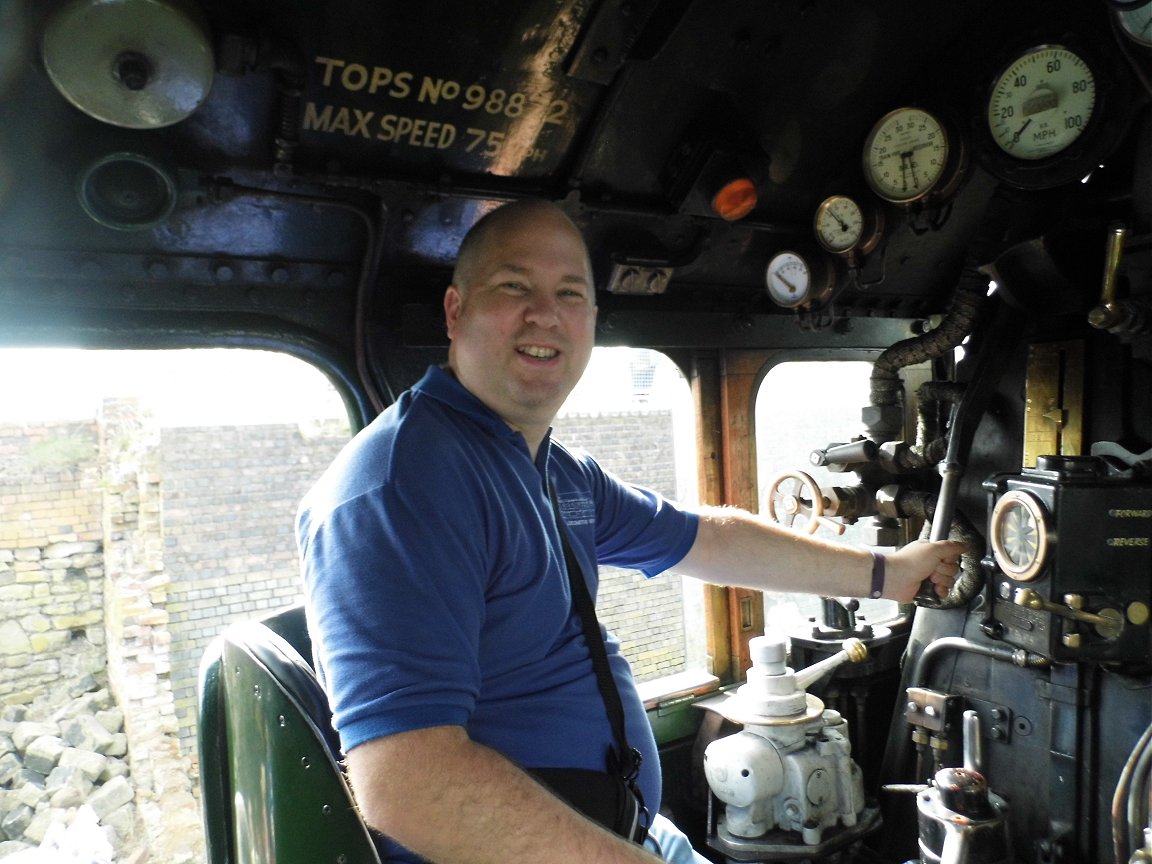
[869,550,886,599]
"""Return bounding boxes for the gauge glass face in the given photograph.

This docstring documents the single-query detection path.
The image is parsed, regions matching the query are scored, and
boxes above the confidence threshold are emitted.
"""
[1116,3,1152,47]
[863,107,949,203]
[991,490,1049,582]
[765,251,811,308]
[814,195,864,253]
[987,46,1096,160]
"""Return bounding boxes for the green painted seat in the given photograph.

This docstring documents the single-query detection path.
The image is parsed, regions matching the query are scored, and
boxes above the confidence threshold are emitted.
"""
[197,605,383,864]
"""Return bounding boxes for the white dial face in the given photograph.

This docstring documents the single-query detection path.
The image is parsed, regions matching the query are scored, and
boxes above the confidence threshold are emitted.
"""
[814,195,864,253]
[765,251,811,308]
[987,46,1096,160]
[1116,3,1152,47]
[863,107,949,203]
[991,490,1050,582]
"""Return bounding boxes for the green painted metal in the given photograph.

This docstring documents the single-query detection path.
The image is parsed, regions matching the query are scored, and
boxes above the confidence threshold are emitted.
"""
[199,619,381,864]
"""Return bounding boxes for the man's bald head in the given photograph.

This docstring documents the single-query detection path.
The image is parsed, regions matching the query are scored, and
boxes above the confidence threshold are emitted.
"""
[452,200,593,294]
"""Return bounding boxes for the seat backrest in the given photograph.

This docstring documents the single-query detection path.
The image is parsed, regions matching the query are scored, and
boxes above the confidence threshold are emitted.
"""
[197,605,382,864]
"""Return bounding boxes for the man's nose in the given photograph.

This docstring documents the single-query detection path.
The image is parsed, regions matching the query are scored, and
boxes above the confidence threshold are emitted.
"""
[524,292,561,326]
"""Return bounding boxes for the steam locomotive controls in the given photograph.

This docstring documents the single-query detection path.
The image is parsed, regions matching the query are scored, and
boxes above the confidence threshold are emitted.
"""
[765,251,832,309]
[985,45,1096,160]
[765,472,846,536]
[984,456,1152,662]
[1088,223,1131,331]
[1013,588,1125,639]
[862,107,952,204]
[812,195,882,258]
[989,490,1050,582]
[701,636,878,856]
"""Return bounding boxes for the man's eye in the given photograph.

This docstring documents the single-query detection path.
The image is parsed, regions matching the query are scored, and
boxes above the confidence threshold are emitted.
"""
[499,282,527,293]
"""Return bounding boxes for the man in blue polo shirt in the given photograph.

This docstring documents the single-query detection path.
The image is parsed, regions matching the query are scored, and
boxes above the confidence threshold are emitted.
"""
[297,199,963,864]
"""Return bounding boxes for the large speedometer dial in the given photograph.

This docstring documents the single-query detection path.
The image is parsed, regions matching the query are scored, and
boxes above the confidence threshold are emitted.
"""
[987,46,1096,161]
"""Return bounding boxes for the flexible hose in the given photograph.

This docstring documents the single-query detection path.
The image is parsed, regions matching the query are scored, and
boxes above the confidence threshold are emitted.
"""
[1116,723,1152,864]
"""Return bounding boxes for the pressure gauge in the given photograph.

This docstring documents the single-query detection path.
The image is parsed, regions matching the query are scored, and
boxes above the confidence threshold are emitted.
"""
[986,46,1096,161]
[990,489,1051,582]
[863,107,951,203]
[765,251,811,308]
[1115,1,1152,47]
[765,251,833,309]
[813,195,882,256]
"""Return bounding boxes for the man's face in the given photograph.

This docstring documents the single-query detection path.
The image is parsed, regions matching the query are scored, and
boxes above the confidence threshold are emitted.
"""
[444,208,596,439]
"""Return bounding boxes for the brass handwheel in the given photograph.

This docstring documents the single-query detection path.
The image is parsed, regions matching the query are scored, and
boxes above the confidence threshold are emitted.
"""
[766,471,843,535]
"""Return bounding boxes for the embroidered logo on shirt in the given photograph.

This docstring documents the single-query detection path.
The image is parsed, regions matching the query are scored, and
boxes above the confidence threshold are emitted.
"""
[556,492,595,527]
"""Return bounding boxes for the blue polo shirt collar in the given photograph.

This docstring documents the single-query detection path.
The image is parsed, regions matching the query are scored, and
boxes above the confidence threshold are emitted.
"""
[413,365,554,471]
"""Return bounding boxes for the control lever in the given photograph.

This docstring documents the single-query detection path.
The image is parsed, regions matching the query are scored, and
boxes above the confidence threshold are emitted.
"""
[915,710,1012,864]
[1087,224,1128,331]
[916,406,961,604]
[1014,588,1125,639]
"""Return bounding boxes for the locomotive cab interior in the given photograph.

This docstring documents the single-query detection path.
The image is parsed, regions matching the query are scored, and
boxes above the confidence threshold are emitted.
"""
[2,0,1151,862]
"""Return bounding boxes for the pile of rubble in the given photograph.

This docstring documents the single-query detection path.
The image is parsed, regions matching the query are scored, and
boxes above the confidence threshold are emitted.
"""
[0,678,140,860]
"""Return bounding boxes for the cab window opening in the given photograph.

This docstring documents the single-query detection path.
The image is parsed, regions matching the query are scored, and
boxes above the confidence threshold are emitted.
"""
[754,358,903,632]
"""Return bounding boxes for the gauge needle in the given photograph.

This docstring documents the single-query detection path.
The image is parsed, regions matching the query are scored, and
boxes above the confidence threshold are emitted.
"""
[1009,119,1032,147]
[775,273,798,294]
[900,151,918,191]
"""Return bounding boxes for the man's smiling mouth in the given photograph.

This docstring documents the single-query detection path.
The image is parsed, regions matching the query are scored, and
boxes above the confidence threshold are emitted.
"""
[519,345,558,359]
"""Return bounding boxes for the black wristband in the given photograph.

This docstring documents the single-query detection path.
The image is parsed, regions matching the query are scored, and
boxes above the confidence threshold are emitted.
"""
[869,551,886,599]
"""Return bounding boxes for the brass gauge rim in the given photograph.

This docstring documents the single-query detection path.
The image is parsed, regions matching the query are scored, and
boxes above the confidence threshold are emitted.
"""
[813,194,883,256]
[990,489,1050,582]
[862,106,955,204]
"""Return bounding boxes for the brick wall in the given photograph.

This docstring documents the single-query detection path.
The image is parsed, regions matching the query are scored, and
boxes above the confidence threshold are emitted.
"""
[552,412,687,679]
[2,406,687,760]
[160,422,348,750]
[0,421,106,705]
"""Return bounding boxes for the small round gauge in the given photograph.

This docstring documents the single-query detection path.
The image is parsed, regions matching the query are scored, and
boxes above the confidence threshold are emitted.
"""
[814,195,862,254]
[1115,1,1152,47]
[863,107,951,204]
[990,489,1051,582]
[813,195,883,256]
[765,251,812,308]
[986,46,1096,161]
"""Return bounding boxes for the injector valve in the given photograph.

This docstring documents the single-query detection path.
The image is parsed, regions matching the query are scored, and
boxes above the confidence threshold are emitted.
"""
[701,635,874,849]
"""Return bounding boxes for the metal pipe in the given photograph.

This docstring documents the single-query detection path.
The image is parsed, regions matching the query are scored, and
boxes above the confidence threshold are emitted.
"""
[1116,723,1152,864]
[963,710,983,775]
[910,636,1048,690]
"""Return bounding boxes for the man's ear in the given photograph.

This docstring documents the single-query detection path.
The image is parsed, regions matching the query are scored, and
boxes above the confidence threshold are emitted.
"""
[444,285,461,338]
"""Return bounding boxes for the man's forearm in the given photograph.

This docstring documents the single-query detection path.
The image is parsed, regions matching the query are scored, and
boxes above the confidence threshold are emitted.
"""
[675,507,964,601]
[345,726,662,864]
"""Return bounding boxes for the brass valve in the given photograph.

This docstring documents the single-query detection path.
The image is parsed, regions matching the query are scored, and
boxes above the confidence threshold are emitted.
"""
[1014,588,1124,639]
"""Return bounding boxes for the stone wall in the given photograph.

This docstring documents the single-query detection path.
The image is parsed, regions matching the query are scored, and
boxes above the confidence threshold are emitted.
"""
[1,401,687,861]
[0,421,105,705]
